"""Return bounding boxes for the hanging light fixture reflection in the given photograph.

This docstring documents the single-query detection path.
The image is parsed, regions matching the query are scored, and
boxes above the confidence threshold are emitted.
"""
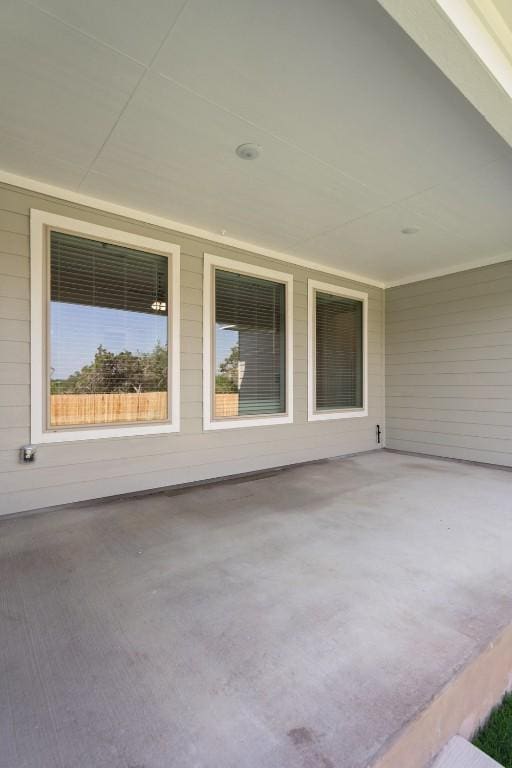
[151,300,166,312]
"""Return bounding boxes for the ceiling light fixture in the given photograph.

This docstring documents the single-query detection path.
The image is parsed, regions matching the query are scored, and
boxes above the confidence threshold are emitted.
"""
[236,143,262,160]
[401,226,420,235]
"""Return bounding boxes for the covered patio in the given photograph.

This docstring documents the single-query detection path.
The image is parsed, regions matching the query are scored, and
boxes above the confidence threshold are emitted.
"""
[2,450,511,768]
[2,0,512,765]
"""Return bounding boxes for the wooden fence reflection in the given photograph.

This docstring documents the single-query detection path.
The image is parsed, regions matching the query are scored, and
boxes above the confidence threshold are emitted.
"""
[50,392,167,426]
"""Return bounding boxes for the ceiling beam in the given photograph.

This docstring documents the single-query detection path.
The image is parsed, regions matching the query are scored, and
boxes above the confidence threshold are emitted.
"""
[375,0,512,149]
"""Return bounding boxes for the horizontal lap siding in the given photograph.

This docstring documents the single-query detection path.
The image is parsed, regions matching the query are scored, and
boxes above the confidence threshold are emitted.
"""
[0,183,384,514]
[386,261,512,466]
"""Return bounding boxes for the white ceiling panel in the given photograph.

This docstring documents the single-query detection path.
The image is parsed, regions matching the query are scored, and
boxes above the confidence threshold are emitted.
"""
[82,73,388,249]
[0,0,511,284]
[154,0,507,199]
[0,131,84,188]
[406,157,512,250]
[0,0,143,168]
[290,200,469,283]
[291,154,512,282]
[28,0,187,65]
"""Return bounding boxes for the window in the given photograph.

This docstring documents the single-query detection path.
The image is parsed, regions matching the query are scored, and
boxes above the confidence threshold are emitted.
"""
[308,280,367,421]
[203,254,293,429]
[30,210,180,442]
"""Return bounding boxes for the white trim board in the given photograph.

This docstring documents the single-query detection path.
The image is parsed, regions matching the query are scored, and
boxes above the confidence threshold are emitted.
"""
[0,169,384,289]
[203,253,294,431]
[435,0,512,100]
[307,279,368,421]
[375,0,512,152]
[30,209,181,443]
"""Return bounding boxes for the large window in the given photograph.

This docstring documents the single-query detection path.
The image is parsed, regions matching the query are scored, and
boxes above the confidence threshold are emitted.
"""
[30,210,180,442]
[203,254,293,429]
[308,280,367,421]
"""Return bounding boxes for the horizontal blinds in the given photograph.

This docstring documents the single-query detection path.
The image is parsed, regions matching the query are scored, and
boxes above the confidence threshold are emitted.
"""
[315,291,363,411]
[50,230,168,315]
[214,269,285,417]
[49,230,168,426]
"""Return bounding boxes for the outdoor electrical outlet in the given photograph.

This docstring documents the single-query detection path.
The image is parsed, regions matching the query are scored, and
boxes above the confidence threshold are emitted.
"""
[20,445,36,463]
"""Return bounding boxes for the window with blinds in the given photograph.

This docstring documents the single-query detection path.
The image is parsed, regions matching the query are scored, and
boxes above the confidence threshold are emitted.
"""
[314,290,363,411]
[214,268,286,419]
[48,229,169,428]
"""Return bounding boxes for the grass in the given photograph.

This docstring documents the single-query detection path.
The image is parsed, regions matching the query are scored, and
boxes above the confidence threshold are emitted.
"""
[473,692,512,766]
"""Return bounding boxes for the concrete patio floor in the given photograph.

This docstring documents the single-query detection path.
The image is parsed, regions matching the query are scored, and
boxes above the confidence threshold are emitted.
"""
[1,450,512,768]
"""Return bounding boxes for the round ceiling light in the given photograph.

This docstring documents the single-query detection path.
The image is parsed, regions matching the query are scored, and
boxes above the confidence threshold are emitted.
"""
[236,143,262,160]
[401,226,420,235]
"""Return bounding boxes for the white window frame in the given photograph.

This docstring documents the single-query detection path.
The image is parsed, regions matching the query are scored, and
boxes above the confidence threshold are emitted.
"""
[203,253,293,430]
[308,279,368,421]
[30,209,180,443]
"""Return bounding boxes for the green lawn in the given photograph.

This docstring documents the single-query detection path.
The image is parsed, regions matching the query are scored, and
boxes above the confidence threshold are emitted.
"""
[473,692,512,766]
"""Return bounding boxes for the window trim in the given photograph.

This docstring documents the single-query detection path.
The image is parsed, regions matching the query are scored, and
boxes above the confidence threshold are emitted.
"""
[203,253,293,430]
[307,279,368,422]
[30,209,180,443]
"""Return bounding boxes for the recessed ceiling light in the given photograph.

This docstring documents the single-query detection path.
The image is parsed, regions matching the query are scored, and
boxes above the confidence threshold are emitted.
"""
[401,226,420,235]
[236,143,262,160]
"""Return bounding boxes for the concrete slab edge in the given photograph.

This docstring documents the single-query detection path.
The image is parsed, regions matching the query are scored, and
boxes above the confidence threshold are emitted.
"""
[431,736,503,768]
[369,621,512,768]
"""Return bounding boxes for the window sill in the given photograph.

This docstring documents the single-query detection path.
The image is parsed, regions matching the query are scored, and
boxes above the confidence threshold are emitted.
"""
[308,409,368,422]
[203,414,293,431]
[32,422,179,443]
